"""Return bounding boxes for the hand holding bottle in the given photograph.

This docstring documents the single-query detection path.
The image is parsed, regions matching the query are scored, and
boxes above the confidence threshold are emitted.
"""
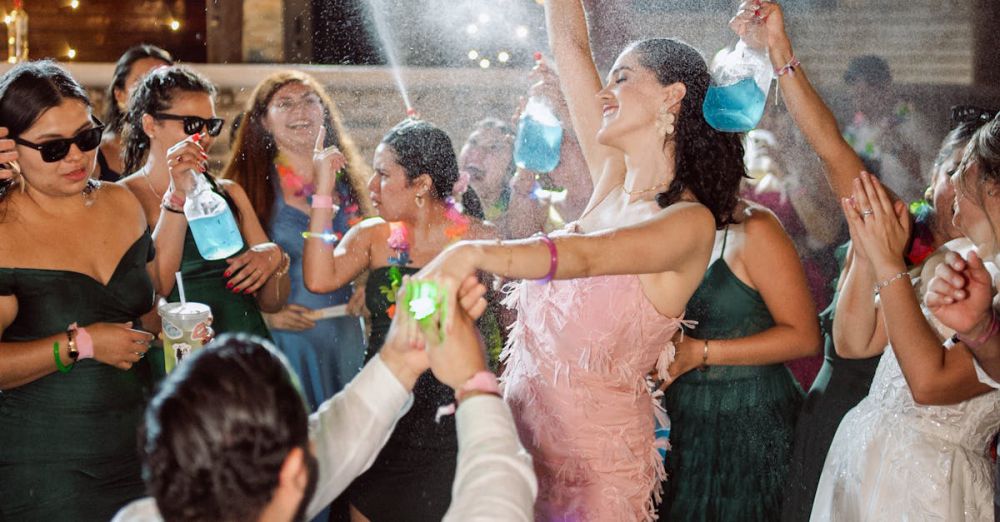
[165,133,208,197]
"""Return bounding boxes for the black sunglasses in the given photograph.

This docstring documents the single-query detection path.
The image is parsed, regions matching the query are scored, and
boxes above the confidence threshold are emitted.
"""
[951,105,998,126]
[13,120,105,163]
[153,113,225,137]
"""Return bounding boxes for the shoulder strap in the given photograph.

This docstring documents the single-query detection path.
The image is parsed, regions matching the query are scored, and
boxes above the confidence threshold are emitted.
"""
[720,225,730,256]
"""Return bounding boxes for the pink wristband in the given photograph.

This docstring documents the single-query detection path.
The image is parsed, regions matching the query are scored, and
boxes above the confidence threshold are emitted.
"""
[456,371,500,403]
[957,309,1000,349]
[311,195,334,209]
[75,326,94,360]
[537,235,558,284]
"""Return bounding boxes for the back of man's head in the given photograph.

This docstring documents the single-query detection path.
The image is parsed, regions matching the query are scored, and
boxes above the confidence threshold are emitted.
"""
[141,334,310,522]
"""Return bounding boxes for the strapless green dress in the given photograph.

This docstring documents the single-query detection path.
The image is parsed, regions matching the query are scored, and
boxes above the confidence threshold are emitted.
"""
[0,233,157,521]
[662,229,804,521]
[167,174,269,339]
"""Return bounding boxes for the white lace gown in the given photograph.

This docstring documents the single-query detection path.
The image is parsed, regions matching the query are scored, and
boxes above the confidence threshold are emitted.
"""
[810,338,1000,521]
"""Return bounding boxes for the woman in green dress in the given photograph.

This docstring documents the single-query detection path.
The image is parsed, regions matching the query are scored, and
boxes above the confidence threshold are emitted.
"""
[0,61,167,521]
[303,119,497,521]
[119,66,289,339]
[661,202,821,520]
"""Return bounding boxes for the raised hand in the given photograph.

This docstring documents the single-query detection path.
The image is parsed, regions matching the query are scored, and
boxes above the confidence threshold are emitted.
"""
[0,127,18,181]
[926,250,996,337]
[264,304,317,332]
[842,172,911,276]
[165,133,207,196]
[313,125,347,196]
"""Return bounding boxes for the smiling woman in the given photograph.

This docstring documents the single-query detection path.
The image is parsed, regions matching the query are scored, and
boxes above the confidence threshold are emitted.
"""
[0,60,162,522]
[221,70,373,410]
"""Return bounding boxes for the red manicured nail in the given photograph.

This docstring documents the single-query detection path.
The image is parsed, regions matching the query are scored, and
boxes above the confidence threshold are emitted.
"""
[226,282,233,289]
[244,289,253,294]
[533,51,542,62]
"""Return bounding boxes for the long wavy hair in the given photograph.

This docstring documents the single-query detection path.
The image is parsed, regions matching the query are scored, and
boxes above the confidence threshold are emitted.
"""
[221,71,373,224]
[628,38,746,228]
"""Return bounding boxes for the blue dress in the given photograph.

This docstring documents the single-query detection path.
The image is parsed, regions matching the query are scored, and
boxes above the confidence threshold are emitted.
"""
[268,180,366,411]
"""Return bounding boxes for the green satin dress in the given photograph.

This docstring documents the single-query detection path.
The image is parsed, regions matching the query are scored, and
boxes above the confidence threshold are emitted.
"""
[167,174,269,340]
[662,229,804,521]
[0,233,156,521]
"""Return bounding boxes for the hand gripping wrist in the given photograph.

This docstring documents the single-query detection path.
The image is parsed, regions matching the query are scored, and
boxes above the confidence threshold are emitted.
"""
[456,371,500,404]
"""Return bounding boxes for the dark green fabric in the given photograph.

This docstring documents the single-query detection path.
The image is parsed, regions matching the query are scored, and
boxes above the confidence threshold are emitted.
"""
[781,243,880,522]
[0,233,156,521]
[166,174,269,340]
[663,235,803,521]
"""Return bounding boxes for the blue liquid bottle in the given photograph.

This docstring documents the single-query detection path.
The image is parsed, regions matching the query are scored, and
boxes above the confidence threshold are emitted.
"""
[514,97,563,174]
[703,40,772,133]
[184,171,243,260]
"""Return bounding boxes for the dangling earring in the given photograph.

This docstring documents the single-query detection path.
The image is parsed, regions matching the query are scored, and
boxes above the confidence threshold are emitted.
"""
[415,193,425,208]
[655,105,676,138]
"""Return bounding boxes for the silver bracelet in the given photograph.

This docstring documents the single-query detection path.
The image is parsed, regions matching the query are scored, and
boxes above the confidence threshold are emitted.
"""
[873,270,911,298]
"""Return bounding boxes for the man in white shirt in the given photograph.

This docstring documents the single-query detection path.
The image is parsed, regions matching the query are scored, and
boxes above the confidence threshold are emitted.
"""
[113,277,536,522]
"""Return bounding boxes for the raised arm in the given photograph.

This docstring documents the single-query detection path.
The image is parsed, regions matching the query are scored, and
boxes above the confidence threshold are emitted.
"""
[544,0,625,189]
[737,2,866,199]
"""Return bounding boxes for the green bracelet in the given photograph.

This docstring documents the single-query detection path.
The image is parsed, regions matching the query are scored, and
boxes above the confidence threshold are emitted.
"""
[53,341,73,373]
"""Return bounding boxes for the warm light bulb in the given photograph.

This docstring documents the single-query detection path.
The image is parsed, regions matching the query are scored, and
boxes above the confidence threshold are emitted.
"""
[169,19,181,31]
[70,0,80,8]
[479,59,491,69]
[67,48,77,59]
[497,51,510,63]
[468,49,479,60]
[515,26,529,39]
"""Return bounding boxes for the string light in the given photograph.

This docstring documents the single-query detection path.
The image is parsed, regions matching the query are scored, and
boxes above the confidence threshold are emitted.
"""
[168,19,181,31]
[468,49,479,60]
[497,51,510,63]
[66,48,77,59]
[479,58,491,69]
[515,26,529,39]
[465,24,478,35]
[69,0,80,9]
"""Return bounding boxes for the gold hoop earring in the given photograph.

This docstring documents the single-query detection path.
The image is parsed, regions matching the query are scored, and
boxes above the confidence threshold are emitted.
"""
[656,105,676,137]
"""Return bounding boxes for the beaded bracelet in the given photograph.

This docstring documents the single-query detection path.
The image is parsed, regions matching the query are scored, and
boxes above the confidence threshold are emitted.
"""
[775,56,801,77]
[873,271,911,298]
[53,341,73,373]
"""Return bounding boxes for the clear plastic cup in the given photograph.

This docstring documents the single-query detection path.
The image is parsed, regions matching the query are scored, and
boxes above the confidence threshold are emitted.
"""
[157,302,213,373]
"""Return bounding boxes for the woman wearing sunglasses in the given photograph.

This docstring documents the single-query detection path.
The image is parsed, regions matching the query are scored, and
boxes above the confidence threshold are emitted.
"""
[0,61,166,521]
[119,65,288,341]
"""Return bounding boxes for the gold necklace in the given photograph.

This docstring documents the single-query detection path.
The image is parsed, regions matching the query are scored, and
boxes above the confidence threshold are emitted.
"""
[142,165,165,199]
[623,180,670,197]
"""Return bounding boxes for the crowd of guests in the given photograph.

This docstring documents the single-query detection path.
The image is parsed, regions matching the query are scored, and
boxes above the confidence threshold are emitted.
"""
[1,0,999,521]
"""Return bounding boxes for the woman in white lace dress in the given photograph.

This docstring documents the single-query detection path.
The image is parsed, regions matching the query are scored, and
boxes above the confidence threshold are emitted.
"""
[809,133,1000,519]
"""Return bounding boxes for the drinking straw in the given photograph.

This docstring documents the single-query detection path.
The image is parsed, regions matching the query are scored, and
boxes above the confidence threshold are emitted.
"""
[175,271,187,305]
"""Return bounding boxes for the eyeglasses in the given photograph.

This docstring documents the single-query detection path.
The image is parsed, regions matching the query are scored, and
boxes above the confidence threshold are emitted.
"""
[152,113,225,137]
[271,95,323,112]
[951,105,998,125]
[13,120,105,163]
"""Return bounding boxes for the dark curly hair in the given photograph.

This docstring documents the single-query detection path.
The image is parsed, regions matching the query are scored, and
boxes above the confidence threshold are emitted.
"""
[121,65,217,175]
[628,38,746,228]
[381,119,459,200]
[104,44,174,135]
[140,334,311,522]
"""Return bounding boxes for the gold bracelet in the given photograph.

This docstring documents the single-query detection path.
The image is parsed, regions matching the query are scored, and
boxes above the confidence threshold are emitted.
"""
[699,340,710,372]
[272,252,291,279]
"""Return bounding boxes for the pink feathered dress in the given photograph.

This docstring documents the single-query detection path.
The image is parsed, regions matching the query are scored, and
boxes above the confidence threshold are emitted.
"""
[501,274,689,521]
